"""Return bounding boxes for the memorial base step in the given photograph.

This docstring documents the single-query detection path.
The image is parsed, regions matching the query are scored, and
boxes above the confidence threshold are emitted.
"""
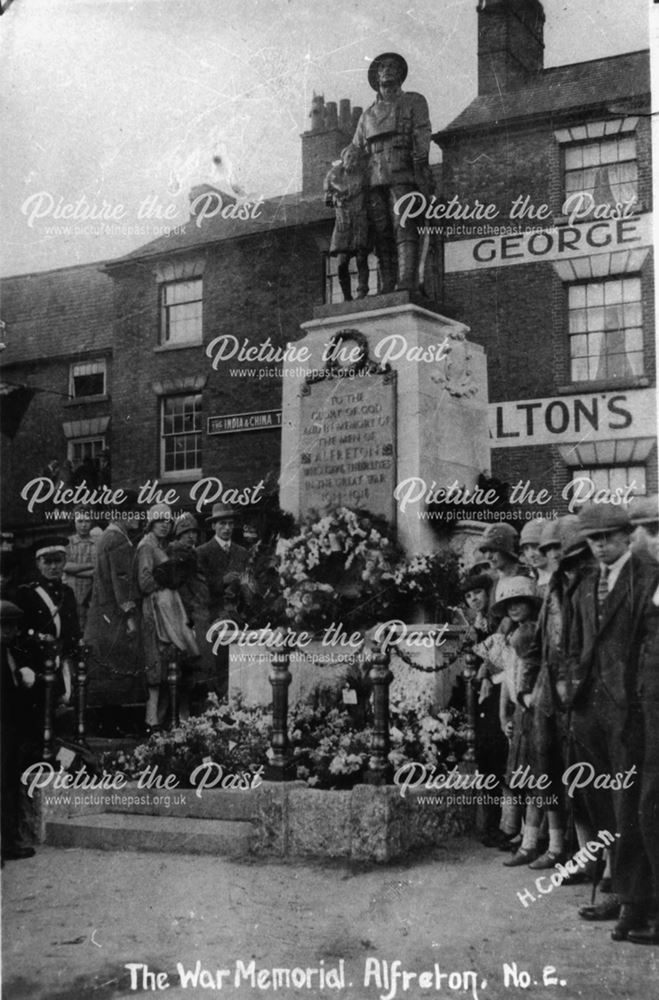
[45,813,253,856]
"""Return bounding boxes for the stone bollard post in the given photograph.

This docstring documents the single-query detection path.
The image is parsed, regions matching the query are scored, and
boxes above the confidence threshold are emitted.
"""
[266,638,295,781]
[75,639,91,746]
[365,640,393,786]
[39,634,59,762]
[167,651,180,729]
[461,657,477,763]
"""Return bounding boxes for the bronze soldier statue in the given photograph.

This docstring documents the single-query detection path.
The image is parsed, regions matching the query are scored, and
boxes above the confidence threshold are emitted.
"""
[352,52,433,293]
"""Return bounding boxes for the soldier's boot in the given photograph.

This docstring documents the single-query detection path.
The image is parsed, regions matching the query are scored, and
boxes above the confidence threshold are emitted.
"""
[377,246,397,293]
[355,253,369,298]
[337,255,353,302]
[395,239,419,292]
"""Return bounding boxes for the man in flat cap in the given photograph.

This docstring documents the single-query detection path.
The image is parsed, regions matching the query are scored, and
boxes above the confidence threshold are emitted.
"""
[565,503,659,941]
[352,52,432,293]
[197,503,253,699]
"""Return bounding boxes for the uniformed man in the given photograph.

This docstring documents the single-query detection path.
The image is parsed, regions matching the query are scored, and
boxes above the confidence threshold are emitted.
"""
[352,52,432,293]
[1,600,39,862]
[15,536,81,706]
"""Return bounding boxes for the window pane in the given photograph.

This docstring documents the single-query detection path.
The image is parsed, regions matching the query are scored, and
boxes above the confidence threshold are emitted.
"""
[564,137,637,209]
[569,285,586,309]
[571,357,589,381]
[161,279,202,343]
[161,394,201,473]
[569,278,644,383]
[71,359,106,397]
[586,284,604,307]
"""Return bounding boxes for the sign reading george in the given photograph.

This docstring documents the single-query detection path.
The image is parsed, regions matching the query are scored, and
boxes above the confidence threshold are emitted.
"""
[489,388,656,448]
[445,214,652,272]
[207,410,282,435]
[299,373,397,519]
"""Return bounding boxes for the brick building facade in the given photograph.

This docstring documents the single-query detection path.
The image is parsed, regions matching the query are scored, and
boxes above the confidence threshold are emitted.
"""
[436,0,655,510]
[1,0,655,540]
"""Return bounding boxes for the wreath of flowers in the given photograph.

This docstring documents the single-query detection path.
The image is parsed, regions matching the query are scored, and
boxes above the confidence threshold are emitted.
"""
[275,506,403,632]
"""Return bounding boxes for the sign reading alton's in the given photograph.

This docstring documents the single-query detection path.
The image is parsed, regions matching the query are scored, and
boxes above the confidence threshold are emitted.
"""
[490,388,656,448]
[299,373,397,519]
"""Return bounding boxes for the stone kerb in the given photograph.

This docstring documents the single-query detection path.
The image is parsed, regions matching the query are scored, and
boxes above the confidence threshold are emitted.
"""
[252,781,478,862]
[30,777,478,863]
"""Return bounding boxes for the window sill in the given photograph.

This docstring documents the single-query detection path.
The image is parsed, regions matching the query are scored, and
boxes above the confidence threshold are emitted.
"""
[154,341,204,353]
[557,376,649,395]
[64,394,110,406]
[552,204,646,227]
[160,470,201,483]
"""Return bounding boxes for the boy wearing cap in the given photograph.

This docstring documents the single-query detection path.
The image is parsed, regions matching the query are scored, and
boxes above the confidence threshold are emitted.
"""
[566,502,659,940]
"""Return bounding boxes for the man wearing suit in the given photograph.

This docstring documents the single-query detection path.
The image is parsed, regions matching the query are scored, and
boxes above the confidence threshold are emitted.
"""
[564,503,659,941]
[83,498,142,708]
[197,503,251,699]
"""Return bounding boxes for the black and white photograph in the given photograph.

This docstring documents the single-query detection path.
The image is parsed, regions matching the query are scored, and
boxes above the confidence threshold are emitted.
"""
[1,0,658,997]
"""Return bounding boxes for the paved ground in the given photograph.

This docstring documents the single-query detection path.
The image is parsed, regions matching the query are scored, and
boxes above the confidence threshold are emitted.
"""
[2,839,658,1000]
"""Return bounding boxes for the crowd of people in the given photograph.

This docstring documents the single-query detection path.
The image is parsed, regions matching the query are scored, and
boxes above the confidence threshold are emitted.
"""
[1,489,658,945]
[460,498,659,946]
[0,497,259,860]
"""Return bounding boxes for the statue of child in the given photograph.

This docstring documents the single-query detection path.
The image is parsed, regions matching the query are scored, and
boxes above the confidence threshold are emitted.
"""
[324,145,370,301]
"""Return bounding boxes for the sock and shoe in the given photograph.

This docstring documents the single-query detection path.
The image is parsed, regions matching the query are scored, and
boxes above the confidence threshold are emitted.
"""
[504,824,540,867]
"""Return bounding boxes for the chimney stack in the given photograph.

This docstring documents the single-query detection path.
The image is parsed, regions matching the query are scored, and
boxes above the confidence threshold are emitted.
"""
[301,94,356,196]
[477,0,545,95]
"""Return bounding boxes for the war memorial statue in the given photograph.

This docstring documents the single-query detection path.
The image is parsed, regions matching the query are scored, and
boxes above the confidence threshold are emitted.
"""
[351,52,433,294]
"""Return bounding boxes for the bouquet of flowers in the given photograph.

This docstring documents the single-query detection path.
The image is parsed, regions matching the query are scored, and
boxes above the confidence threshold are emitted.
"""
[392,550,461,620]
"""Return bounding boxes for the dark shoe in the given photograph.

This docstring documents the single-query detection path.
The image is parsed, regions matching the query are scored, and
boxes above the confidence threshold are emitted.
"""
[598,877,613,894]
[528,850,565,870]
[579,897,620,921]
[2,846,36,861]
[611,904,649,942]
[498,834,521,852]
[504,847,539,867]
[626,923,659,945]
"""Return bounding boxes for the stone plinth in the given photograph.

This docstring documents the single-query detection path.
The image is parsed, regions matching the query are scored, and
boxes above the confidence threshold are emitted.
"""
[387,624,466,710]
[280,297,489,556]
[229,625,466,711]
[252,780,477,861]
[229,640,362,708]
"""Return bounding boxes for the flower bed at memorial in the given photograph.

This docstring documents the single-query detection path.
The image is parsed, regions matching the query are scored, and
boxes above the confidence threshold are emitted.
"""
[102,692,469,791]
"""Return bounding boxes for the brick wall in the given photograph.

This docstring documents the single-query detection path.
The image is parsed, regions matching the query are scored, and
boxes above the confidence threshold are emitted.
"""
[108,221,332,507]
